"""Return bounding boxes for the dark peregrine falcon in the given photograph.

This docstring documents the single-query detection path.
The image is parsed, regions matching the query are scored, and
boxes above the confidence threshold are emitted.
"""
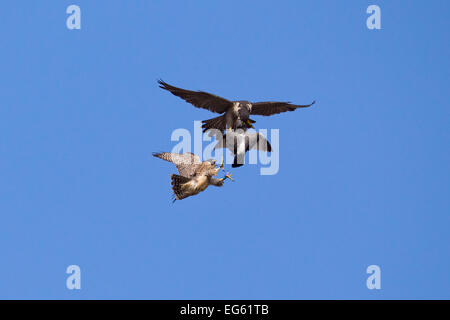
[158,80,315,132]
[153,152,233,202]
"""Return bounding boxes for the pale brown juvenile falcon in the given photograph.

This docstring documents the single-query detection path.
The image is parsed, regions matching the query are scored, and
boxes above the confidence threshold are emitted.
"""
[158,79,315,132]
[153,152,233,202]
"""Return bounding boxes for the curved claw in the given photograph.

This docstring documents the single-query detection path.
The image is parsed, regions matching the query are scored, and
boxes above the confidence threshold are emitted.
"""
[224,171,234,181]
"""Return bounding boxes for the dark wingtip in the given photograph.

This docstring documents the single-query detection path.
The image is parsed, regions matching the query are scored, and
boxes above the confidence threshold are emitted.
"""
[157,79,167,89]
[152,152,162,158]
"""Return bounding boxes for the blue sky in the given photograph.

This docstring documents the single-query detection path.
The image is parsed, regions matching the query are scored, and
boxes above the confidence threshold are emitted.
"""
[0,1,449,299]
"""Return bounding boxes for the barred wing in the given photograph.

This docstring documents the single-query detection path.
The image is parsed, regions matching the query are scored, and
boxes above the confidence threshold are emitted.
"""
[153,152,202,177]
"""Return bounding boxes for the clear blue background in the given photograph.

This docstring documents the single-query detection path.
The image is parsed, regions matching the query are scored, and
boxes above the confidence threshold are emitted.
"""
[0,1,449,299]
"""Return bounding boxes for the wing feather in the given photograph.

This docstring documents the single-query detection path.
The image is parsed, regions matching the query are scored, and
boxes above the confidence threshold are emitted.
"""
[247,132,272,152]
[251,101,315,116]
[213,131,271,153]
[158,80,232,114]
[153,152,202,177]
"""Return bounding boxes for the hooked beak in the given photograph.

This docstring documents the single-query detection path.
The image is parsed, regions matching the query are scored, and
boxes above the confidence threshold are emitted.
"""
[246,120,254,128]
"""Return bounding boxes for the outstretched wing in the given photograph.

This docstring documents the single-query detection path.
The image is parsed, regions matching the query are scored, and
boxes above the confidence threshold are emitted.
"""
[153,152,202,177]
[212,130,241,153]
[213,130,271,153]
[158,80,232,114]
[251,101,315,116]
[247,132,272,152]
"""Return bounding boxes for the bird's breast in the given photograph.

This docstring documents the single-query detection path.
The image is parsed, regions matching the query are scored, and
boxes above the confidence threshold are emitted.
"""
[195,176,210,192]
[232,102,240,115]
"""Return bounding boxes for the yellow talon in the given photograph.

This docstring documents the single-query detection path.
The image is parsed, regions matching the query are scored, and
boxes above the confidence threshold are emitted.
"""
[224,171,234,181]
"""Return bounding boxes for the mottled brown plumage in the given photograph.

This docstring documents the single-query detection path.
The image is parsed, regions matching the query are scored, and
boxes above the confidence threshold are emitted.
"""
[153,152,233,202]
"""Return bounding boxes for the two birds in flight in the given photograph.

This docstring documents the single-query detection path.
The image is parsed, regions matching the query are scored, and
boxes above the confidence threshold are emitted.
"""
[153,80,315,202]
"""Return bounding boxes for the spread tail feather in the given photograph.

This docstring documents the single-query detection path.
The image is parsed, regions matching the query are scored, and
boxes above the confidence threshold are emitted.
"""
[170,174,191,201]
[202,115,226,133]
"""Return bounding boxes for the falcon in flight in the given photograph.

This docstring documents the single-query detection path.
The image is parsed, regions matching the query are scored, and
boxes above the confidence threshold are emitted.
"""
[153,152,233,202]
[212,130,272,168]
[158,80,315,133]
